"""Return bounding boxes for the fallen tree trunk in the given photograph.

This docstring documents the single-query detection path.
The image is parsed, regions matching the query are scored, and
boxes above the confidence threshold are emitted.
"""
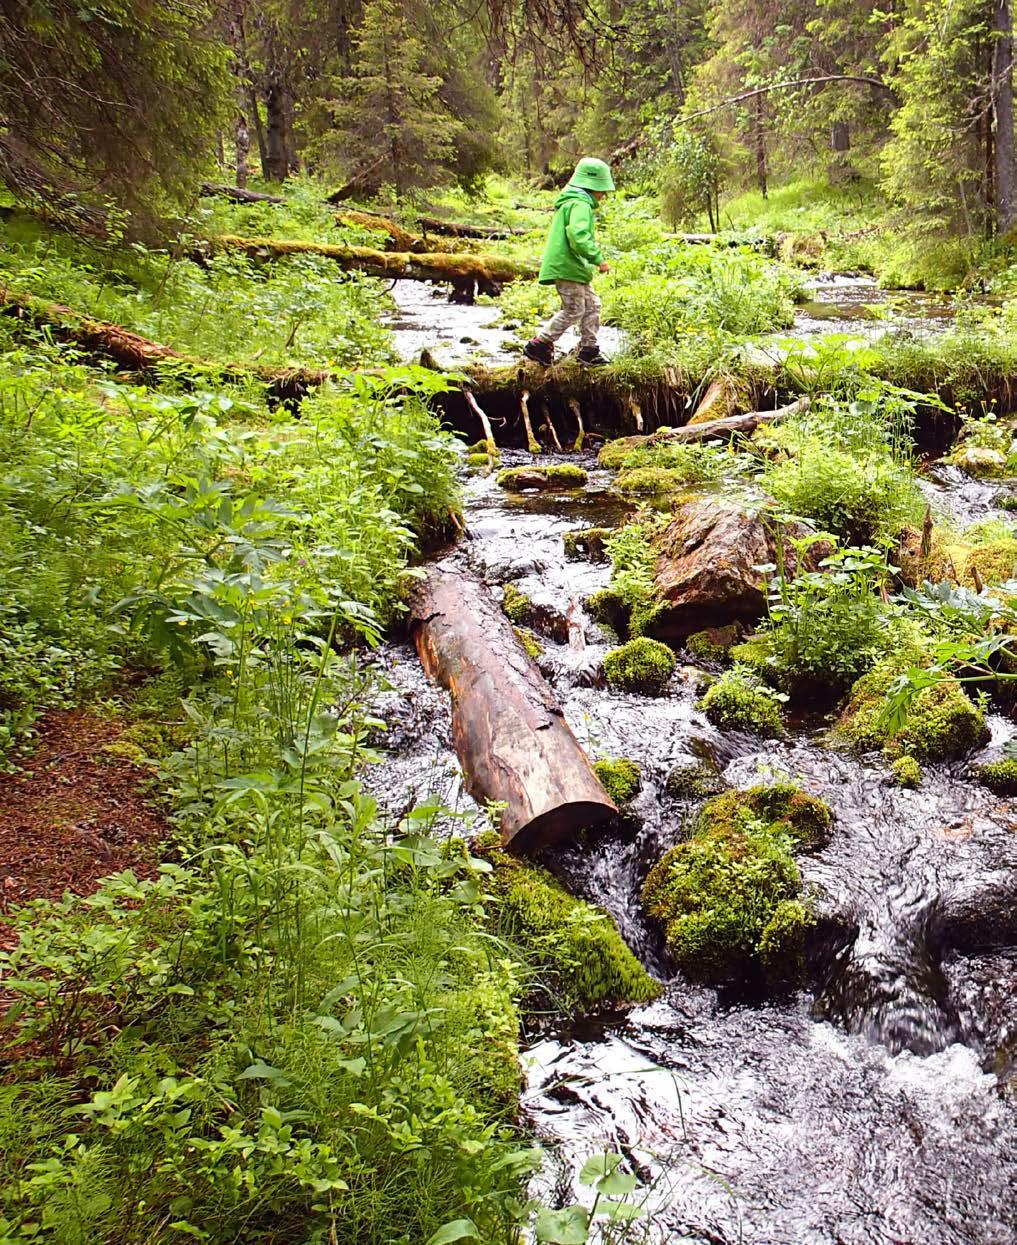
[417,215,521,240]
[0,284,329,403]
[325,157,387,204]
[410,561,616,852]
[200,183,284,204]
[205,234,537,293]
[336,209,425,252]
[649,396,810,443]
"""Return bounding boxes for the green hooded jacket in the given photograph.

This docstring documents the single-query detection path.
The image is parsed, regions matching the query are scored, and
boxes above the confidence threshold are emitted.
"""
[537,186,604,285]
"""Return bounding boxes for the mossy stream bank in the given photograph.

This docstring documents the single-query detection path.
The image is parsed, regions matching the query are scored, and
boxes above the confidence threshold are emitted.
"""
[365,443,1017,1244]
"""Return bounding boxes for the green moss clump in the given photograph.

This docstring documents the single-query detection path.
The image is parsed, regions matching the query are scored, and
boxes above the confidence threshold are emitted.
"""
[698,667,785,737]
[728,634,774,679]
[593,757,642,803]
[497,464,587,491]
[586,587,630,637]
[641,824,804,981]
[598,438,640,469]
[686,625,742,663]
[973,758,1017,795]
[466,451,494,470]
[964,539,1017,586]
[481,845,660,1015]
[891,755,922,788]
[563,526,612,562]
[513,626,543,659]
[838,659,989,761]
[665,760,726,799]
[995,492,1017,512]
[501,582,532,625]
[699,783,833,850]
[615,466,689,498]
[603,636,676,695]
[757,899,816,970]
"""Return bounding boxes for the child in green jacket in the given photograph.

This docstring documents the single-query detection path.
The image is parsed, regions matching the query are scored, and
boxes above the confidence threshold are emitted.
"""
[524,157,614,367]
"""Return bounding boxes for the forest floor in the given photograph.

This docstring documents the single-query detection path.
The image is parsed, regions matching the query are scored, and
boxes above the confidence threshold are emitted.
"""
[0,709,167,951]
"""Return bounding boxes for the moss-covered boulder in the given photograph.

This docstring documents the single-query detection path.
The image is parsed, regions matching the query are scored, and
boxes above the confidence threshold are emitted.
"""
[686,624,743,663]
[837,658,989,761]
[614,466,689,498]
[501,582,568,643]
[563,526,613,562]
[603,637,676,695]
[641,783,827,981]
[665,760,727,800]
[480,842,660,1015]
[497,464,587,492]
[973,758,1017,795]
[593,757,642,803]
[698,666,785,737]
[586,587,630,638]
[898,524,1017,589]
[699,782,833,850]
[949,445,1008,478]
[598,436,645,469]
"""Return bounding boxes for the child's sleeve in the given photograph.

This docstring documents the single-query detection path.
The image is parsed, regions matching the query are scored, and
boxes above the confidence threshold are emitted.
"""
[565,202,603,266]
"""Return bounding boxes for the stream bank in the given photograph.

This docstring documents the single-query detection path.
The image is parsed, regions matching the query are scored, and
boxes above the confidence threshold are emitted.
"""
[369,283,1017,1243]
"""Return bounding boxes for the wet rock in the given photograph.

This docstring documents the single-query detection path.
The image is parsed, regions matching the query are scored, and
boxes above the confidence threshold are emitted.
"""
[949,445,1007,478]
[665,759,727,799]
[649,498,831,638]
[562,526,612,562]
[497,464,588,492]
[501,582,569,644]
[685,624,743,663]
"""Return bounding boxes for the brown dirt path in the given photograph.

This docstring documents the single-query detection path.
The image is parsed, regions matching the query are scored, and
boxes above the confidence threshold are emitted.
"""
[0,710,169,951]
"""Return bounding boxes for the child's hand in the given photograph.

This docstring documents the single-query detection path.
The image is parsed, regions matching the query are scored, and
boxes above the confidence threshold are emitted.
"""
[598,262,610,273]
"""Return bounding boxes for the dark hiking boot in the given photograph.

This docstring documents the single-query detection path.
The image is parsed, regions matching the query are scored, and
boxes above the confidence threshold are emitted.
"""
[524,338,554,366]
[578,345,610,366]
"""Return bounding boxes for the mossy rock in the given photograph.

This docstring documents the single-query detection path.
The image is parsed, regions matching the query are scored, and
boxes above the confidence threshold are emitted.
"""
[563,526,612,562]
[598,437,644,470]
[899,524,1017,589]
[728,634,774,679]
[593,757,642,803]
[603,637,676,695]
[497,464,587,492]
[502,582,532,625]
[891,755,922,788]
[686,624,742,664]
[838,658,989,762]
[698,667,784,737]
[641,823,809,982]
[995,492,1017,512]
[513,626,543,659]
[973,757,1017,795]
[665,760,727,800]
[948,445,1008,478]
[480,844,660,1015]
[586,588,630,639]
[615,466,690,498]
[699,783,833,850]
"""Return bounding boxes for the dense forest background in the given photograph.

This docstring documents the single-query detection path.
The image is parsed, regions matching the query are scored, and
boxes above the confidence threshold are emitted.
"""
[2,0,1016,255]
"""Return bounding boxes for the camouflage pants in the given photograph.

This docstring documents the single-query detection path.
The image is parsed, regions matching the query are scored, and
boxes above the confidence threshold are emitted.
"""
[537,280,601,348]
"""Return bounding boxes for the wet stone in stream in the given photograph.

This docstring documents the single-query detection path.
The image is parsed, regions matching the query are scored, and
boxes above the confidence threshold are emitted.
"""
[371,282,1017,1241]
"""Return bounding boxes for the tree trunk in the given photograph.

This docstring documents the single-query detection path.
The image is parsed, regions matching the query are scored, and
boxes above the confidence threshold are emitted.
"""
[754,94,768,199]
[994,0,1016,233]
[249,84,269,175]
[264,80,291,181]
[235,114,249,189]
[831,121,851,153]
[410,562,616,852]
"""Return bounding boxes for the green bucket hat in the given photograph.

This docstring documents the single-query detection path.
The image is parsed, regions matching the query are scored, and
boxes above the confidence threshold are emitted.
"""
[569,156,615,192]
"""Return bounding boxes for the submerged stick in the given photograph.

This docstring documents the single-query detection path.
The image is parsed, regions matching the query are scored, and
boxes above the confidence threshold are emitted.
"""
[568,397,586,451]
[520,389,541,454]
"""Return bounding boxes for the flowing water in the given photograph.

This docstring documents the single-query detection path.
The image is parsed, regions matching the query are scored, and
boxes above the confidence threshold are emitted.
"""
[369,282,1017,1243]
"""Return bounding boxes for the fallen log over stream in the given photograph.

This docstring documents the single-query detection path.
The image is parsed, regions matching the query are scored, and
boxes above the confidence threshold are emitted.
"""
[200,183,284,205]
[417,215,523,240]
[410,562,617,852]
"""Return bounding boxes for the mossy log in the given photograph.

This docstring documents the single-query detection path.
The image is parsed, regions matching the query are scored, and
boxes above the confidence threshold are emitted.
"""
[0,283,329,403]
[417,215,522,240]
[336,209,426,252]
[205,234,537,293]
[200,183,284,204]
[410,561,616,852]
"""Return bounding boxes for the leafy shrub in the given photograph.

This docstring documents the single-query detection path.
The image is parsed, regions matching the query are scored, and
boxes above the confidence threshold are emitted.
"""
[603,636,676,695]
[593,757,642,803]
[698,666,786,736]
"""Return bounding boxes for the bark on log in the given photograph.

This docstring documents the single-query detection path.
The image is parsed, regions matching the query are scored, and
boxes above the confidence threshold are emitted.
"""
[204,234,537,287]
[336,210,424,252]
[200,183,284,204]
[647,397,809,444]
[410,562,616,852]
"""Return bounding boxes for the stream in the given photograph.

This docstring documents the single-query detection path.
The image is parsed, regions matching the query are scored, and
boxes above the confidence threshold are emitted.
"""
[372,277,1017,1244]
